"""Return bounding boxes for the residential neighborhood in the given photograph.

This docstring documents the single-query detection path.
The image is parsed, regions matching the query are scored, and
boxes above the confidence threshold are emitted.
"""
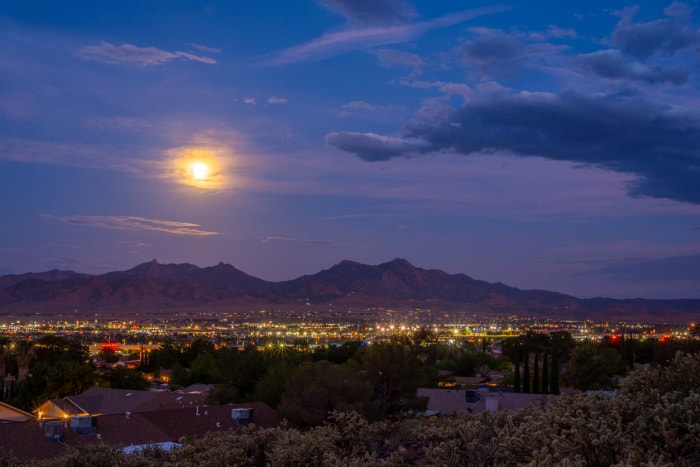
[0,386,279,462]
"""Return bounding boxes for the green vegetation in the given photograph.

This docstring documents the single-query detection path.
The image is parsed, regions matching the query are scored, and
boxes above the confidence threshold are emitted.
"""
[4,351,697,466]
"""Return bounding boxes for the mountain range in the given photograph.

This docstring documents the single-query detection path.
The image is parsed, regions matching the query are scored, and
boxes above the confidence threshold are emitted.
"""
[0,258,697,322]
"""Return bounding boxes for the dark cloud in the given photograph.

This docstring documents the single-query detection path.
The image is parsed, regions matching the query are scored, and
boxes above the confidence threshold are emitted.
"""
[462,28,523,71]
[575,254,700,282]
[578,49,688,84]
[611,4,700,59]
[325,131,432,161]
[327,91,700,204]
[317,0,415,25]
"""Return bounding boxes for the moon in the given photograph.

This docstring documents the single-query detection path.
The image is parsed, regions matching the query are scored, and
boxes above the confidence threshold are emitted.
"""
[190,162,210,180]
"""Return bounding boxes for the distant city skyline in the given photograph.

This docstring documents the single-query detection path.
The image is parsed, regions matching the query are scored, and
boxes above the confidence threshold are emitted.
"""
[1,1,699,299]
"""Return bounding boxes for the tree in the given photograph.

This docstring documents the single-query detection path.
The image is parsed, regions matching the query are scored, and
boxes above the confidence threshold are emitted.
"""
[278,361,379,427]
[0,338,10,401]
[565,342,627,391]
[354,342,429,417]
[550,345,560,395]
[513,351,521,393]
[532,351,540,394]
[14,341,34,381]
[97,366,148,390]
[541,351,549,394]
[522,350,530,393]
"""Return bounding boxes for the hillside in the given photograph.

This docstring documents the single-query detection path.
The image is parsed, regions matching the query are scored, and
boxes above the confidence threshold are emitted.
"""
[0,259,697,321]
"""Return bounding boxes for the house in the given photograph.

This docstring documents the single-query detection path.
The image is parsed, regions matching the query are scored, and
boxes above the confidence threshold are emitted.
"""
[36,387,165,419]
[1,388,280,463]
[417,387,553,415]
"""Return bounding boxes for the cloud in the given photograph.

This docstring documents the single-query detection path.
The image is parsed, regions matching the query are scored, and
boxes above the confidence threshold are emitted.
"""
[77,42,216,65]
[117,241,148,247]
[325,131,432,161]
[260,236,334,245]
[327,90,700,204]
[578,49,688,84]
[317,0,415,25]
[0,137,147,174]
[243,97,257,105]
[261,6,508,66]
[575,254,700,282]
[189,43,222,54]
[84,116,154,131]
[267,96,288,104]
[45,256,81,270]
[544,25,577,39]
[43,215,219,236]
[343,100,376,111]
[462,27,524,69]
[340,100,405,115]
[459,27,568,76]
[371,48,424,75]
[611,4,700,59]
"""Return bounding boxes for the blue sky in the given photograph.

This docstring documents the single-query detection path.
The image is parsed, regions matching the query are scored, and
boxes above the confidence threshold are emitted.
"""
[1,0,699,299]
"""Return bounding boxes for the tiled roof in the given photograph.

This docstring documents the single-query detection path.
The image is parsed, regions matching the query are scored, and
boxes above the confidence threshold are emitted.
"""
[0,401,280,462]
[64,387,164,415]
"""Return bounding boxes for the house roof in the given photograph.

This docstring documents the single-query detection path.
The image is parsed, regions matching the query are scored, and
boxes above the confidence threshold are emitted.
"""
[64,387,164,415]
[175,383,213,395]
[417,388,553,415]
[0,401,280,462]
[0,401,34,422]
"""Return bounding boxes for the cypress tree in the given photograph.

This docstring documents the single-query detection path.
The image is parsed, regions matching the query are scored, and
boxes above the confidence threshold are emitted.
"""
[550,346,559,395]
[523,351,530,393]
[514,351,521,393]
[532,352,540,394]
[541,352,549,394]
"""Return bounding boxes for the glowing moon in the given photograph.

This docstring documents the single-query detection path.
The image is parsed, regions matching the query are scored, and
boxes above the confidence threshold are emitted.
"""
[190,162,210,180]
[166,141,236,190]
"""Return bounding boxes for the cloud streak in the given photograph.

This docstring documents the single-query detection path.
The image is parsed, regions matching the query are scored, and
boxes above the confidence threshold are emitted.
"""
[43,215,219,236]
[575,254,700,282]
[261,6,508,66]
[317,0,416,25]
[77,42,216,65]
[260,236,334,245]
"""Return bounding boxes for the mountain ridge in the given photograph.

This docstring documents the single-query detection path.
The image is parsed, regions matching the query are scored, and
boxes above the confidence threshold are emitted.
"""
[0,258,697,322]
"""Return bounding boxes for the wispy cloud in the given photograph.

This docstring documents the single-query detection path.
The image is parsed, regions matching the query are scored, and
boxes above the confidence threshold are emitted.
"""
[573,254,700,282]
[77,42,216,65]
[260,236,334,245]
[189,43,222,54]
[261,6,508,66]
[267,96,288,104]
[43,215,219,236]
[317,0,416,25]
[117,241,148,247]
[371,48,424,76]
[0,137,147,174]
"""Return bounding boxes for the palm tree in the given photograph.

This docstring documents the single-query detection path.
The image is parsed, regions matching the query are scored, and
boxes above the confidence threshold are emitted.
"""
[15,340,35,381]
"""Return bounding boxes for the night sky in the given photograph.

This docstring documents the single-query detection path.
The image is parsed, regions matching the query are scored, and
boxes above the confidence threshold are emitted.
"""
[1,1,699,299]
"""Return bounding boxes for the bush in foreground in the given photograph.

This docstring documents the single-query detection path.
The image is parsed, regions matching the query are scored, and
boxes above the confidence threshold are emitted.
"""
[25,352,700,466]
